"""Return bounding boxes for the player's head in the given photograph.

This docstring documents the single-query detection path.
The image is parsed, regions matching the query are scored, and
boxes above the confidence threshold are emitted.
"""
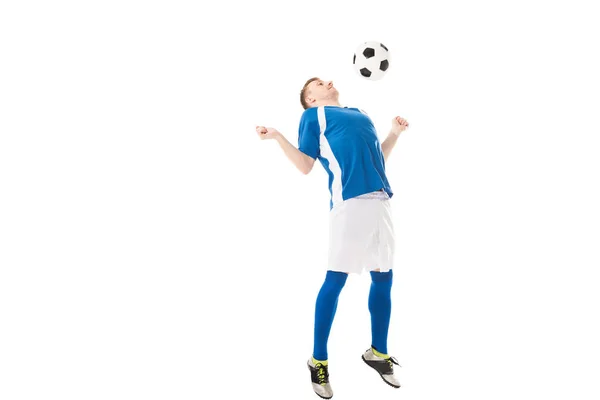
[300,77,339,109]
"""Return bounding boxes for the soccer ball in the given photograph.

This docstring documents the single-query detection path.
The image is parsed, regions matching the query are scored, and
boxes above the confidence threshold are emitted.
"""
[352,41,390,81]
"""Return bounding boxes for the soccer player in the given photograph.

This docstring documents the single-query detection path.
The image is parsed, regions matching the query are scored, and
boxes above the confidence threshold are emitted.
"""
[256,77,409,399]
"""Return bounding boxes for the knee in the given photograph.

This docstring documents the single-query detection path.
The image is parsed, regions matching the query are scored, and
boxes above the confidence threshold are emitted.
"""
[370,269,393,283]
[324,270,348,290]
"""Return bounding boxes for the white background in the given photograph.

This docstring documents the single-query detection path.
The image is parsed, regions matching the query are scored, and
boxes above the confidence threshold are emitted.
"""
[1,0,599,399]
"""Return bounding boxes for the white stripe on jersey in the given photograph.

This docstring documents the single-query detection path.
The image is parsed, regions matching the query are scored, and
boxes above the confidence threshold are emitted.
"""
[318,106,343,207]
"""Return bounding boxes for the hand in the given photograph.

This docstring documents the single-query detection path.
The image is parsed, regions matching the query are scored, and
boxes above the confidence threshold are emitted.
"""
[256,126,281,140]
[390,116,409,136]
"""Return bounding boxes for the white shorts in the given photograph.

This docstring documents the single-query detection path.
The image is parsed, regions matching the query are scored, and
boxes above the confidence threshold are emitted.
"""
[328,190,395,274]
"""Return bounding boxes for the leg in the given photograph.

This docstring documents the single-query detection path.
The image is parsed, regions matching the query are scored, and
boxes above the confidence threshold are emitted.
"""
[368,269,393,355]
[368,196,395,352]
[313,270,348,361]
[308,270,347,399]
[363,268,400,388]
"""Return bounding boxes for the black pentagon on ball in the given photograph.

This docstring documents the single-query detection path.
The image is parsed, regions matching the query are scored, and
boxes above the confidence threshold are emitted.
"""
[353,54,356,64]
[360,68,372,78]
[362,47,375,59]
[380,43,388,51]
[380,59,389,71]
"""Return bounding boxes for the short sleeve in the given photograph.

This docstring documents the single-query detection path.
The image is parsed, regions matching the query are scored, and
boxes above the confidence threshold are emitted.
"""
[298,108,320,159]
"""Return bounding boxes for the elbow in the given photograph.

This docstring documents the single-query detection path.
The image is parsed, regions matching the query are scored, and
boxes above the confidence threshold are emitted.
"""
[300,158,315,175]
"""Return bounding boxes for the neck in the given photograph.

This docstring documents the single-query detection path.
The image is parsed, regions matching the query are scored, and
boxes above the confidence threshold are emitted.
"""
[316,100,342,107]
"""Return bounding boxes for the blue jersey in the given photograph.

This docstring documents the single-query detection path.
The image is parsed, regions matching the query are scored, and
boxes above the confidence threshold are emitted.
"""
[298,105,393,209]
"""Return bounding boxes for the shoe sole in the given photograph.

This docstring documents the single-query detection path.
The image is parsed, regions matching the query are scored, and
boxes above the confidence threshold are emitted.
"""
[307,362,333,399]
[361,355,401,388]
[313,392,333,400]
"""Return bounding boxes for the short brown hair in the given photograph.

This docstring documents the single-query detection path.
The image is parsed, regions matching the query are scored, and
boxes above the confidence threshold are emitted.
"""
[300,77,319,110]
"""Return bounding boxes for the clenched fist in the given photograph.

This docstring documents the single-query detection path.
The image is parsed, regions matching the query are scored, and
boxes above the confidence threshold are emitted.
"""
[256,126,281,140]
[390,116,409,136]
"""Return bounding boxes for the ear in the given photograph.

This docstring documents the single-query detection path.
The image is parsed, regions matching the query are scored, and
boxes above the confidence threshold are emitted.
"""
[305,95,316,105]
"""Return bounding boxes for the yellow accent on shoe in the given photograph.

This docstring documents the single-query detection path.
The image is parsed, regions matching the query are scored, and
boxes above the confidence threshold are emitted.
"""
[372,347,389,359]
[312,357,328,366]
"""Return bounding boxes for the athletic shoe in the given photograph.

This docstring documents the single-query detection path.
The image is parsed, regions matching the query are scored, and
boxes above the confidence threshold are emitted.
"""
[361,348,401,388]
[307,357,334,399]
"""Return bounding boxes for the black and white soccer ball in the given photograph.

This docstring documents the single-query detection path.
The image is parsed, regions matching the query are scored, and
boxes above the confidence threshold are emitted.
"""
[352,41,390,81]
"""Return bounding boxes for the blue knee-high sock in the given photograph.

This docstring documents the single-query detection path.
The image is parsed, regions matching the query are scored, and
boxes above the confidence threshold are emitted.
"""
[369,270,393,355]
[313,270,348,361]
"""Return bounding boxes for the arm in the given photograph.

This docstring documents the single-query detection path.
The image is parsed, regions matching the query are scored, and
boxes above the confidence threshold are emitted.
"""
[381,131,400,162]
[381,116,409,162]
[275,132,316,174]
[256,126,316,174]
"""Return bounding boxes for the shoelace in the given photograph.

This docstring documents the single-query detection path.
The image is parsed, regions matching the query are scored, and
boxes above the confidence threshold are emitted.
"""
[314,363,328,385]
[386,356,401,369]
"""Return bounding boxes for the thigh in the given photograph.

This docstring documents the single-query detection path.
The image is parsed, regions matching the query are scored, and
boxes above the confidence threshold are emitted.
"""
[328,198,378,273]
[375,199,395,272]
[329,198,378,242]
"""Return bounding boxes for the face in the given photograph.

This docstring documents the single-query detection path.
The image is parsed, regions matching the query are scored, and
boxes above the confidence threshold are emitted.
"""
[305,79,338,106]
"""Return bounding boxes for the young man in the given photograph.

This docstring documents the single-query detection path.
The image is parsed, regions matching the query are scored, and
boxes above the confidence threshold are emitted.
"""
[256,77,409,399]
